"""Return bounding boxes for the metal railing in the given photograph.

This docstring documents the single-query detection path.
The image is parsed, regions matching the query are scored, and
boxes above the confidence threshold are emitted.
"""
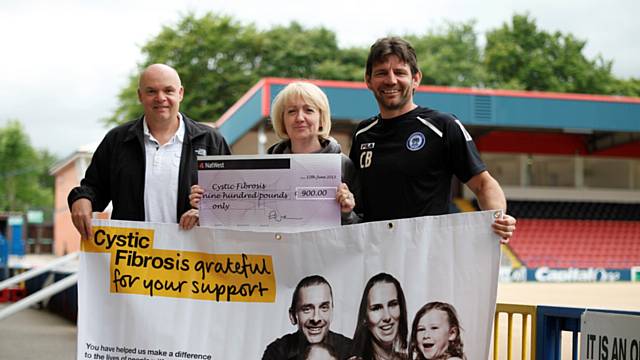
[535,305,640,360]
[0,252,78,320]
[494,303,640,360]
[493,303,537,360]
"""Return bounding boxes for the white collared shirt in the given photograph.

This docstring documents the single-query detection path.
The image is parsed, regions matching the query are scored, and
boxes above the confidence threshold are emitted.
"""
[143,114,185,223]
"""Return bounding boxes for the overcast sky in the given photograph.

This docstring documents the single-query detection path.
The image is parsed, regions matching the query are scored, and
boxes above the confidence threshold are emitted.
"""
[1,0,639,158]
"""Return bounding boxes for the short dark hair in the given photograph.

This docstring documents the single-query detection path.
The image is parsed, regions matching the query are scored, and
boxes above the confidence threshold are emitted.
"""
[365,37,420,78]
[289,275,333,321]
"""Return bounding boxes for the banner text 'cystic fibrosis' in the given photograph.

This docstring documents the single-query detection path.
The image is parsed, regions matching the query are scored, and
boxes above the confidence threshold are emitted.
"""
[83,226,276,303]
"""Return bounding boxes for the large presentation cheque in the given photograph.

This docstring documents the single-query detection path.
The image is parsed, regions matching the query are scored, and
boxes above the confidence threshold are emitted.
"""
[197,154,341,230]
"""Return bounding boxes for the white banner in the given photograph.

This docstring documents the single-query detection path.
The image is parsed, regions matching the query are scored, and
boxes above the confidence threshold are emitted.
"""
[77,211,501,360]
[580,311,640,360]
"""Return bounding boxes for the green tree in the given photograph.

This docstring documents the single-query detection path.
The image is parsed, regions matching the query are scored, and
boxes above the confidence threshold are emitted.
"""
[0,120,56,212]
[105,14,366,126]
[108,12,638,128]
[255,22,364,81]
[314,47,368,81]
[254,22,338,78]
[106,13,264,125]
[609,77,640,97]
[407,21,486,87]
[484,14,616,93]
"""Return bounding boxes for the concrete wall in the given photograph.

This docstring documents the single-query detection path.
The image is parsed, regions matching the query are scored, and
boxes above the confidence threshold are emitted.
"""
[52,162,81,255]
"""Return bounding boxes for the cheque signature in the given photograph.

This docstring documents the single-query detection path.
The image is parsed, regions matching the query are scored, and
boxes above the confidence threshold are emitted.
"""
[268,209,303,222]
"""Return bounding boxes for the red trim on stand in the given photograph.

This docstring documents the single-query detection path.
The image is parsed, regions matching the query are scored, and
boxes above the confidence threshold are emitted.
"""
[262,77,640,103]
[592,141,640,157]
[263,78,272,117]
[477,132,640,158]
[476,131,588,155]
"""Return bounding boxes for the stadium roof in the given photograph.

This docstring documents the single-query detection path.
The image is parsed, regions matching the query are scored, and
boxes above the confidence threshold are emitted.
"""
[215,77,640,145]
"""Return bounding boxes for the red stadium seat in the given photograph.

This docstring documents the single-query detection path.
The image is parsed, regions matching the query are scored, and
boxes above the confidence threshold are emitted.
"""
[508,219,640,269]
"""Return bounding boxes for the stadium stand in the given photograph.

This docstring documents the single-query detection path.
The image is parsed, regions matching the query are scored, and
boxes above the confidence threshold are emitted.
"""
[495,200,640,269]
[507,200,640,221]
[509,218,640,268]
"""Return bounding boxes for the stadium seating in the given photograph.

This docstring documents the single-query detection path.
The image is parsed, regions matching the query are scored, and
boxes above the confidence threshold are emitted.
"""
[506,200,640,221]
[510,220,640,268]
[469,200,640,269]
[507,212,640,269]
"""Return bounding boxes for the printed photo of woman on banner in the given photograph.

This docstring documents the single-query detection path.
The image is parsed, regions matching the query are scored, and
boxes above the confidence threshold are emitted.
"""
[349,273,409,360]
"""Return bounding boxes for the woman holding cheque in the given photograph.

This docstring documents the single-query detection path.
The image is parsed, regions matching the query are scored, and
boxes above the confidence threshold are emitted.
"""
[188,81,360,225]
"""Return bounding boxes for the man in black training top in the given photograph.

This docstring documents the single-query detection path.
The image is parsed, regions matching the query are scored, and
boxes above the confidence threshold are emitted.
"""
[349,37,516,241]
